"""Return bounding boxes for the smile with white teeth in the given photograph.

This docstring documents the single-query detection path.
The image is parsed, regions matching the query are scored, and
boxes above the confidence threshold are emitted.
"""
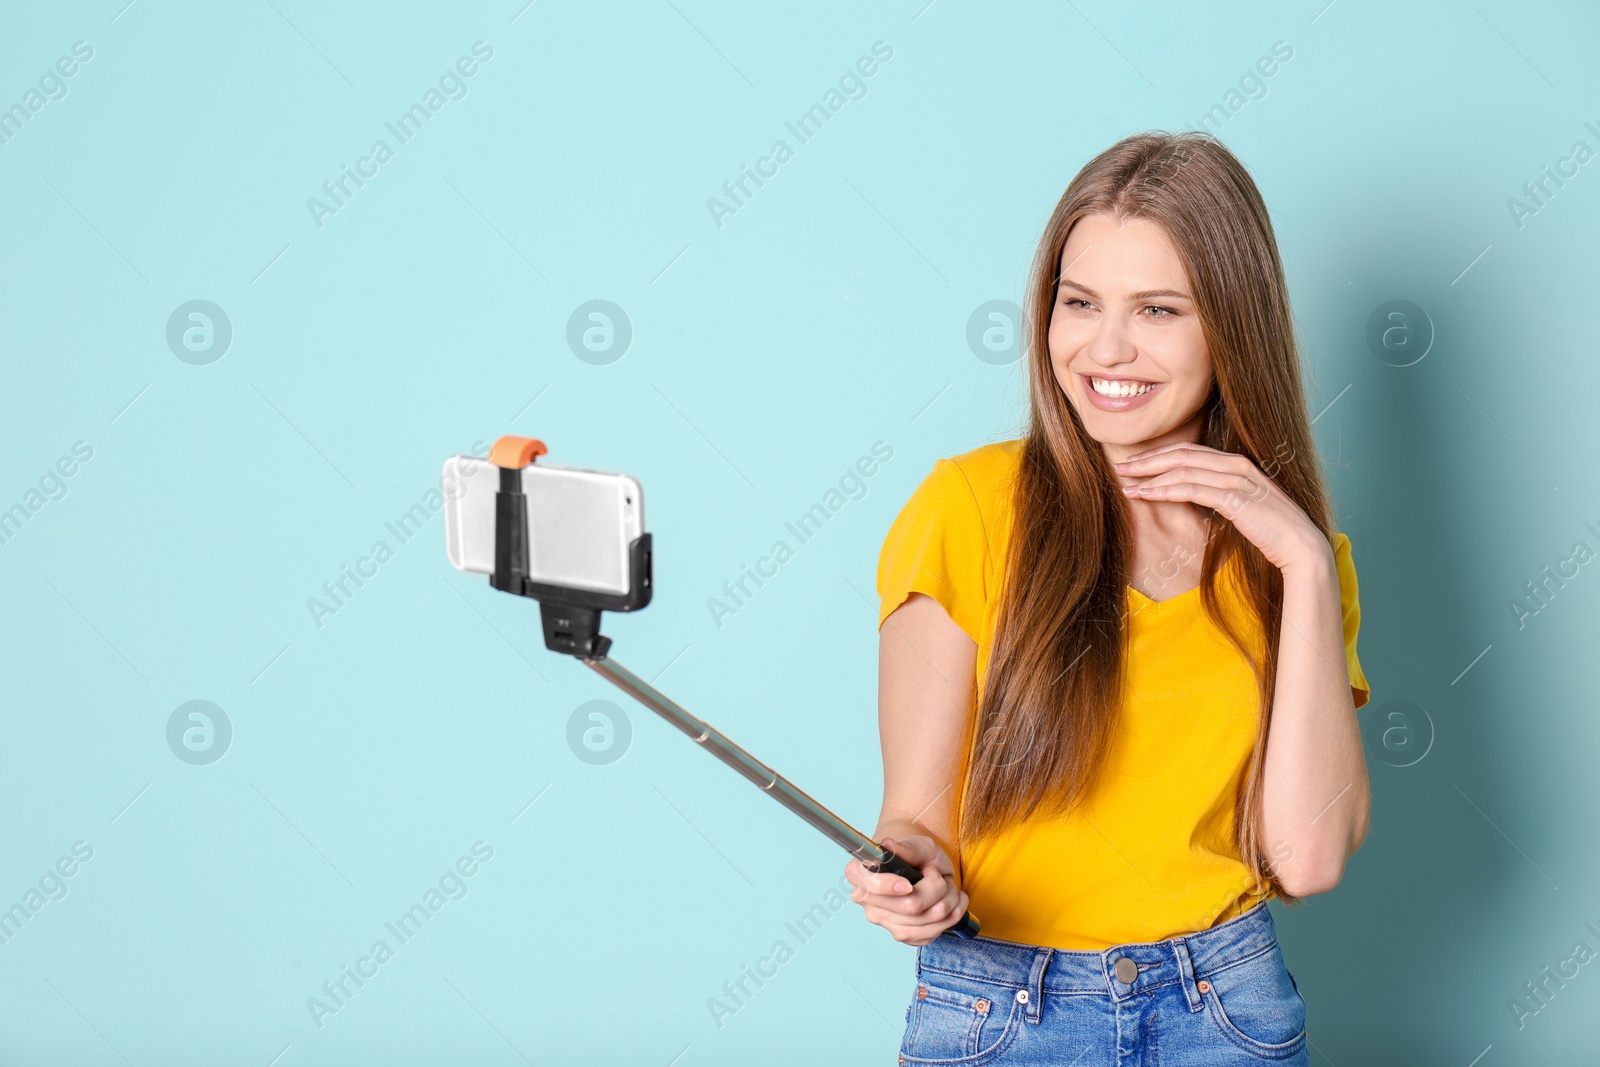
[1089,377,1156,397]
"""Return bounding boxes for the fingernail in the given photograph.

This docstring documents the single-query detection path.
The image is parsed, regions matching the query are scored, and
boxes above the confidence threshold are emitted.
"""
[1122,486,1138,494]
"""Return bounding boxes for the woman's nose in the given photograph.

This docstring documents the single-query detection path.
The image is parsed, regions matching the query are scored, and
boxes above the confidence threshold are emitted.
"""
[1084,320,1137,366]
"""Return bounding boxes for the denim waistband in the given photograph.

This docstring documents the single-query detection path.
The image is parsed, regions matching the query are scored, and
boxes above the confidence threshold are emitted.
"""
[915,902,1281,1021]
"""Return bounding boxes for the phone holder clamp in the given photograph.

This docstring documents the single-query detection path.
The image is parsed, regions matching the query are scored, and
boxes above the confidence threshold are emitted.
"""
[486,435,652,661]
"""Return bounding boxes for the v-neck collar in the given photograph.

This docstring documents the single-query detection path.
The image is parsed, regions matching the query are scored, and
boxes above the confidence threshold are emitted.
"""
[1125,582,1203,615]
[1124,546,1245,618]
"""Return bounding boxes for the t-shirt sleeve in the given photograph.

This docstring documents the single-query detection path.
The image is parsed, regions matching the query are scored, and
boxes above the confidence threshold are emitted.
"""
[876,457,988,644]
[1332,532,1370,709]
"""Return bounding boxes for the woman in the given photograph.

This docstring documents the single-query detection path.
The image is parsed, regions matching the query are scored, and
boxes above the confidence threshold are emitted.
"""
[843,130,1370,1065]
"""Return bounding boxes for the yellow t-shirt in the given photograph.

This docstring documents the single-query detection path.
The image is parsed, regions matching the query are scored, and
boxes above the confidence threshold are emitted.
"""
[876,438,1370,951]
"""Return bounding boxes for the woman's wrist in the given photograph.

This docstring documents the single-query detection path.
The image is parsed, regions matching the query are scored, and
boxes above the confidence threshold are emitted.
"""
[873,816,958,871]
[1278,532,1337,585]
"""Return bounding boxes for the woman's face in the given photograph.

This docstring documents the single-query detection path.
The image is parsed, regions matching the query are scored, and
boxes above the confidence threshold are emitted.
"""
[1047,212,1214,459]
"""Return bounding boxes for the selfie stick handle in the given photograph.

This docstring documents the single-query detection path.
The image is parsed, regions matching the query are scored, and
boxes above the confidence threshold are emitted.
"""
[580,655,981,940]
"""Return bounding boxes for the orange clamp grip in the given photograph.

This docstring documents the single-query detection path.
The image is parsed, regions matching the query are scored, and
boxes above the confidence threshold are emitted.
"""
[489,435,548,470]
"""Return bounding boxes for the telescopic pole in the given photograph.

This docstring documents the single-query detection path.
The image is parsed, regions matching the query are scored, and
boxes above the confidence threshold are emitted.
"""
[581,655,981,940]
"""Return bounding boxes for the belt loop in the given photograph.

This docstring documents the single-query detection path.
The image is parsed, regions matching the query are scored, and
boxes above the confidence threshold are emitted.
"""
[1172,938,1202,1014]
[1022,948,1051,1024]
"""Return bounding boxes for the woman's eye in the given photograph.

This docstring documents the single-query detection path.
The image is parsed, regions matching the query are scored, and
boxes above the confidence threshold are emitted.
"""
[1063,298,1091,310]
[1145,305,1174,318]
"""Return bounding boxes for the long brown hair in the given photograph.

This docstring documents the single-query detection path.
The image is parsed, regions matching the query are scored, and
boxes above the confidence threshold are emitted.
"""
[960,130,1333,901]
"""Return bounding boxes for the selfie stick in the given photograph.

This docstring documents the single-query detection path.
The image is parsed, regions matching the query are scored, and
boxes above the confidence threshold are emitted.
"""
[480,435,980,940]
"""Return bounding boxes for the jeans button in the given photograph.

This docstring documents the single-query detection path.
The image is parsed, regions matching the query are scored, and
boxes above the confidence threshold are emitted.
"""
[1113,957,1138,985]
[1015,989,1029,1004]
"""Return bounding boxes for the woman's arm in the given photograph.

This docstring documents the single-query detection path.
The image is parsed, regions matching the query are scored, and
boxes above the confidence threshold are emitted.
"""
[843,592,976,944]
[1114,442,1371,897]
[874,592,975,855]
[1256,546,1370,895]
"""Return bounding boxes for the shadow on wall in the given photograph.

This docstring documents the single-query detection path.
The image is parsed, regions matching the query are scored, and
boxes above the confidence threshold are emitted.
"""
[1267,238,1504,1063]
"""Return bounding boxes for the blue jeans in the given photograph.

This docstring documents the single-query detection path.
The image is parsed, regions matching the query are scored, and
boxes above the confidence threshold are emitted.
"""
[898,903,1308,1066]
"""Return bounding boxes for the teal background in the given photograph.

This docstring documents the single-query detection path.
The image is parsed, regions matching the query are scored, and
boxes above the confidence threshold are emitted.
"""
[2,0,1597,1062]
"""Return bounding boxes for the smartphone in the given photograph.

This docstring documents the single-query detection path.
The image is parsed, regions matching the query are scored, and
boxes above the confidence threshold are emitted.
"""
[442,455,645,597]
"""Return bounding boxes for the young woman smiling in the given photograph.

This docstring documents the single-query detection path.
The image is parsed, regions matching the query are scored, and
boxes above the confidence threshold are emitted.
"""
[844,132,1370,1065]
